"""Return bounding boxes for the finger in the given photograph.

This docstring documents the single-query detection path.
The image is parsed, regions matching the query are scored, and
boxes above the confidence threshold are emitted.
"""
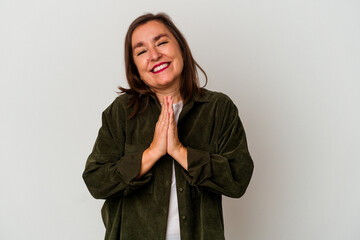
[169,111,174,128]
[168,97,171,116]
[158,97,166,124]
[168,96,173,110]
[164,96,170,126]
[163,96,169,119]
[165,96,169,116]
[167,97,175,123]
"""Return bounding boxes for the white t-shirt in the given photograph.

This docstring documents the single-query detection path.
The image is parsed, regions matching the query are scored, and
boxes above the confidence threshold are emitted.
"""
[165,101,183,240]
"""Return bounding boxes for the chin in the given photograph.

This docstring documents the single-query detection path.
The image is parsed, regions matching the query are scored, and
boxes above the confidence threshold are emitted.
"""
[155,78,177,86]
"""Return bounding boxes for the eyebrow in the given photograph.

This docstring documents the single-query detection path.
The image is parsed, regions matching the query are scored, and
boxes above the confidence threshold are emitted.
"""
[132,33,170,50]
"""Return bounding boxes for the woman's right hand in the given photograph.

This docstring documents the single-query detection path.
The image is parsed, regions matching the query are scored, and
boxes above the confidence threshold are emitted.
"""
[147,98,169,160]
[137,101,168,179]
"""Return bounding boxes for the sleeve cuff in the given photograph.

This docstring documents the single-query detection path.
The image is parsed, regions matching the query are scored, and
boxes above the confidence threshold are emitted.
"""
[185,147,212,185]
[116,151,152,191]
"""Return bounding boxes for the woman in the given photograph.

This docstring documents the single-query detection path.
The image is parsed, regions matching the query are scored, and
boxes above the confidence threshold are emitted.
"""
[83,13,254,240]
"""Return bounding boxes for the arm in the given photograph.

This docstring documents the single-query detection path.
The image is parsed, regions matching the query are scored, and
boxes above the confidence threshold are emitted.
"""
[182,98,254,198]
[82,99,152,199]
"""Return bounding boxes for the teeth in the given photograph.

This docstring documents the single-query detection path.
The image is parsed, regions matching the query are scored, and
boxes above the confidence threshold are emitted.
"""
[153,63,169,72]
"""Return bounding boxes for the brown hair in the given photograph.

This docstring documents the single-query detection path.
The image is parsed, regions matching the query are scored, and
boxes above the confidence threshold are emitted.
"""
[119,13,207,119]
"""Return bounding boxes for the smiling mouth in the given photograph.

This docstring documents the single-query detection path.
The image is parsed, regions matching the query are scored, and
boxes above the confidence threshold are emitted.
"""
[151,62,170,73]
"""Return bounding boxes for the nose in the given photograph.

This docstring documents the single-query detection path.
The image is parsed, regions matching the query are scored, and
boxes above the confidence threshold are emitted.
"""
[149,47,161,61]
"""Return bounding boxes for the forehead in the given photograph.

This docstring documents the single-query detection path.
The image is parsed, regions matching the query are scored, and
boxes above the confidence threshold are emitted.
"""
[131,20,174,45]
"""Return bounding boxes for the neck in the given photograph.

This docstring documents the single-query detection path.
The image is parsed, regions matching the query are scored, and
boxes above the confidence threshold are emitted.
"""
[154,88,182,104]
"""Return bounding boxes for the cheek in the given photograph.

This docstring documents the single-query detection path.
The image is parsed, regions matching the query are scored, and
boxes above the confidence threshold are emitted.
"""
[176,50,184,71]
[177,56,184,72]
[134,59,146,73]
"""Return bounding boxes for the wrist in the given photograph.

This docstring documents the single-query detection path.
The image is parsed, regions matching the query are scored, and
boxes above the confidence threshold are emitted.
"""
[146,146,163,161]
[169,145,188,170]
[168,143,183,158]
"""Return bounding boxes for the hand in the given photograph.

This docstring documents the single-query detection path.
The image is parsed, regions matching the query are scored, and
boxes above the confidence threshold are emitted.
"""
[141,96,188,175]
[147,97,169,159]
[166,96,188,170]
[166,96,183,156]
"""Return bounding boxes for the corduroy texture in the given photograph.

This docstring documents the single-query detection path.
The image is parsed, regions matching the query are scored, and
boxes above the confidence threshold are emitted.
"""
[83,89,254,240]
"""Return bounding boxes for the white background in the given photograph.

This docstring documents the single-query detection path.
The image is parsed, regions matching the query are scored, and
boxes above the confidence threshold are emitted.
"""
[1,0,359,239]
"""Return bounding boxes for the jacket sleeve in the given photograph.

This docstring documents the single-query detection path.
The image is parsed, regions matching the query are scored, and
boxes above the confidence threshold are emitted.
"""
[183,98,254,198]
[82,99,152,199]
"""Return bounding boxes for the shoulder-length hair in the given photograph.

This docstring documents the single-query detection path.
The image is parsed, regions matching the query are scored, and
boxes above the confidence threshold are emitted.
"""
[119,13,207,119]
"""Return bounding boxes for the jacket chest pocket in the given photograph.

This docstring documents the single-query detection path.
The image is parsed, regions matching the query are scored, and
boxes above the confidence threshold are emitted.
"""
[124,143,148,154]
[185,143,218,154]
[124,143,153,194]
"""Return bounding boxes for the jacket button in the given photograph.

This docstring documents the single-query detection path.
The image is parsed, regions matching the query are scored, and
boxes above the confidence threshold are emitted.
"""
[179,187,183,192]
[182,215,186,220]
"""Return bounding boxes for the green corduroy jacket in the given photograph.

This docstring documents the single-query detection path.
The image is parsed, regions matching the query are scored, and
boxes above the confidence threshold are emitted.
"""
[83,89,254,240]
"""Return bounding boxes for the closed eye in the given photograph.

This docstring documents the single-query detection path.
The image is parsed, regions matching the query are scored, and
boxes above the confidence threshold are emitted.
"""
[158,41,168,46]
[137,50,146,56]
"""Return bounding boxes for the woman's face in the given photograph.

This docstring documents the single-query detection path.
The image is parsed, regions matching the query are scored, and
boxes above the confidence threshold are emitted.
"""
[131,20,184,93]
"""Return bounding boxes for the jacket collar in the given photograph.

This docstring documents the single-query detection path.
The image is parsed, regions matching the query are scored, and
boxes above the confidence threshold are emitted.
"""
[148,89,210,124]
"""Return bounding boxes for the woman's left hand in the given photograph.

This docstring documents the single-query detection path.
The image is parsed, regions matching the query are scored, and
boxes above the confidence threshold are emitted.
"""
[165,96,188,170]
